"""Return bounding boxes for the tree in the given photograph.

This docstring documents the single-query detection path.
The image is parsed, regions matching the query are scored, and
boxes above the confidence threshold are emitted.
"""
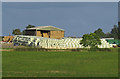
[111,25,119,39]
[12,29,22,35]
[22,30,26,35]
[104,32,112,38]
[94,28,105,38]
[118,22,120,39]
[81,33,101,48]
[26,24,36,29]
[22,24,36,35]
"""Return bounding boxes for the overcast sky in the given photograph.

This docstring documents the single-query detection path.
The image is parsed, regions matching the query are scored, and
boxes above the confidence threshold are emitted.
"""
[2,2,118,37]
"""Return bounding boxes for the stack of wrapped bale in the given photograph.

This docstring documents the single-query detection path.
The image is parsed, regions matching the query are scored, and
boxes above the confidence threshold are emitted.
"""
[13,35,112,49]
[98,39,111,48]
[3,36,14,42]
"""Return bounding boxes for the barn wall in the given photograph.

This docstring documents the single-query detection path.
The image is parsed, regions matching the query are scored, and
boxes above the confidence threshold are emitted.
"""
[50,31,64,39]
[25,30,36,36]
[25,30,64,39]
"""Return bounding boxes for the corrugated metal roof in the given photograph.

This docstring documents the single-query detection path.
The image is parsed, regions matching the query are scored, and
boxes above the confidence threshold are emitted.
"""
[26,26,64,31]
[106,39,120,45]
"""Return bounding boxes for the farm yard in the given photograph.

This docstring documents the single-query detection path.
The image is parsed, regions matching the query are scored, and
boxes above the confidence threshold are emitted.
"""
[2,2,120,78]
[2,49,118,77]
[1,32,119,77]
[1,22,119,78]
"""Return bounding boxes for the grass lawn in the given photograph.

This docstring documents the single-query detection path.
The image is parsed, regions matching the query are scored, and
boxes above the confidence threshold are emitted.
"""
[2,51,118,77]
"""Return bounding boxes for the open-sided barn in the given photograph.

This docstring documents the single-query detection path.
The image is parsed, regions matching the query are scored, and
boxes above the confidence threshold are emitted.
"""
[25,26,64,39]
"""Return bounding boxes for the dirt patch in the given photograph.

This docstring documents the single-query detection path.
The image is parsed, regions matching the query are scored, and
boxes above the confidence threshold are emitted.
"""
[0,49,14,51]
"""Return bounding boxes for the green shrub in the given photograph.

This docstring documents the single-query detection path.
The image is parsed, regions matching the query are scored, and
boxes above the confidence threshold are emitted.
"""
[14,47,47,51]
[89,48,111,52]
[72,48,89,52]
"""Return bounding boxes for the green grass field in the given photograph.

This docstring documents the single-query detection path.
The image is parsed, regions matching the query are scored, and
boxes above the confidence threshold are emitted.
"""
[2,51,118,77]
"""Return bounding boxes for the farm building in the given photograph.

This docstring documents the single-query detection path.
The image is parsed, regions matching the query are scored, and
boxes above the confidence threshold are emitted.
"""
[25,26,64,39]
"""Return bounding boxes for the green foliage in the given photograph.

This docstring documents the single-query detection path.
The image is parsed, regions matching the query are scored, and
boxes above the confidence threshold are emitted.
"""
[89,48,111,52]
[22,30,26,35]
[0,36,4,41]
[14,47,115,52]
[81,33,101,48]
[21,24,36,35]
[21,25,36,35]
[0,37,2,41]
[72,48,113,52]
[111,25,119,39]
[94,28,105,38]
[14,47,47,51]
[93,25,119,39]
[104,32,112,38]
[26,24,36,29]
[12,29,21,35]
[118,22,120,39]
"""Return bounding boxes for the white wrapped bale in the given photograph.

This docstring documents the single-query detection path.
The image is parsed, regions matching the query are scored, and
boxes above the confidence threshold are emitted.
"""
[13,35,112,49]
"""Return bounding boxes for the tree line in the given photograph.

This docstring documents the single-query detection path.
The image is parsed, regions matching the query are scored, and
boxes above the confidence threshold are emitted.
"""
[94,25,120,39]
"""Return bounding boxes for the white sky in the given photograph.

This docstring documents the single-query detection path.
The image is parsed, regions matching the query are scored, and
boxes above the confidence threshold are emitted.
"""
[1,0,120,2]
